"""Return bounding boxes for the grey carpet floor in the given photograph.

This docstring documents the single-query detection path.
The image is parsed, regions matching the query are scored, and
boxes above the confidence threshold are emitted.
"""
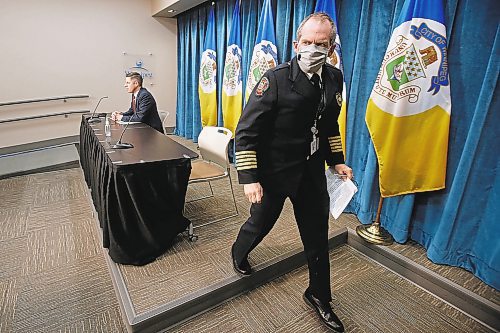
[0,168,126,332]
[171,245,494,333]
[0,136,498,332]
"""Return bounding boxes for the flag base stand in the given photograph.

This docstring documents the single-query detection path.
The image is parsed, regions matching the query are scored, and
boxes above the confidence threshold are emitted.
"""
[356,223,393,245]
[356,197,394,246]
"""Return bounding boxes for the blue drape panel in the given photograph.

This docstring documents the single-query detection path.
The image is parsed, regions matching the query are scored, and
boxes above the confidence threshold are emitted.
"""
[176,9,206,140]
[176,0,499,289]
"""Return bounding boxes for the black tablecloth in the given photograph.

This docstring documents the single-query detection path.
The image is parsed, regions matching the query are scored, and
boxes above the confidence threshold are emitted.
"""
[79,116,197,265]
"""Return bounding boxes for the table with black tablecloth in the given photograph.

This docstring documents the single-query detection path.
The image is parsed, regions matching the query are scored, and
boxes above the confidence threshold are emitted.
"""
[79,116,198,265]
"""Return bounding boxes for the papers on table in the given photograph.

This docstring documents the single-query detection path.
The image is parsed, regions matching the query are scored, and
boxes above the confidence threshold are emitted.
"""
[325,168,358,219]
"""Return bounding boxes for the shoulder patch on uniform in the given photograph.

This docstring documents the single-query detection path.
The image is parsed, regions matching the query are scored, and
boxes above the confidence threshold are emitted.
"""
[255,77,269,96]
[336,92,342,107]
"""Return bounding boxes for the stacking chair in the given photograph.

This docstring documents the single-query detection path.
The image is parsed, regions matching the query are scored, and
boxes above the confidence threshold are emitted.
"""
[186,126,238,241]
[158,110,170,133]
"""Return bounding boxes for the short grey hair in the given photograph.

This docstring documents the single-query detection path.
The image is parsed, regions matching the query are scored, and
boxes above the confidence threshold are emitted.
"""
[296,12,337,46]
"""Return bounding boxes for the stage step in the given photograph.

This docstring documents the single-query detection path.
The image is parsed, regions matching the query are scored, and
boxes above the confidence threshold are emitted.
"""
[0,136,80,179]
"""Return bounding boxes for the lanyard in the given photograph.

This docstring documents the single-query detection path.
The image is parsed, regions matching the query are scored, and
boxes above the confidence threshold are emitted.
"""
[311,82,326,136]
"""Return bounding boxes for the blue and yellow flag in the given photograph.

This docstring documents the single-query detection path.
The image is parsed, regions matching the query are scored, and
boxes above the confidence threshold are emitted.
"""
[314,0,347,158]
[199,6,217,127]
[365,0,451,197]
[245,0,278,101]
[222,0,243,136]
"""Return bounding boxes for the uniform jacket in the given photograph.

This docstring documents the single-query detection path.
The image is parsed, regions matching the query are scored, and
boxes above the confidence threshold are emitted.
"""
[235,56,345,196]
[122,87,164,133]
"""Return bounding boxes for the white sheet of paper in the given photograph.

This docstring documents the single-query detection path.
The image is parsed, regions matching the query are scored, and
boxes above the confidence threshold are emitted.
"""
[325,168,358,219]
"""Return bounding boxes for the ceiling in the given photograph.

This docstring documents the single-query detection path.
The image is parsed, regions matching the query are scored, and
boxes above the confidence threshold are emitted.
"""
[152,0,207,18]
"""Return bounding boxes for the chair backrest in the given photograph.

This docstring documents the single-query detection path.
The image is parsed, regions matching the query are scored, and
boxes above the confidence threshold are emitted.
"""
[159,110,170,128]
[197,126,232,169]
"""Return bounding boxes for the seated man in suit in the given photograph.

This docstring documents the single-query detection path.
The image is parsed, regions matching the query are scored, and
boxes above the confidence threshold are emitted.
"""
[111,72,164,133]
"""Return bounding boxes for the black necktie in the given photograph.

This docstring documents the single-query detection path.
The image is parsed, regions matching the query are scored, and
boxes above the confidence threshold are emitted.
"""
[132,95,136,113]
[311,73,321,89]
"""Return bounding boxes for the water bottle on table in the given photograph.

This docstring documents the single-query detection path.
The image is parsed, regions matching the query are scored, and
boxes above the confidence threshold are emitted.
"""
[105,117,111,137]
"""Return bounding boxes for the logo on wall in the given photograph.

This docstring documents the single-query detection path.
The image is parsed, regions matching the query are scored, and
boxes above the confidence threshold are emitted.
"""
[125,59,154,79]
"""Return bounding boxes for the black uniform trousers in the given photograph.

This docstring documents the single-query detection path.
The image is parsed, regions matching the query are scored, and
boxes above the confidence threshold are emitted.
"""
[233,159,332,303]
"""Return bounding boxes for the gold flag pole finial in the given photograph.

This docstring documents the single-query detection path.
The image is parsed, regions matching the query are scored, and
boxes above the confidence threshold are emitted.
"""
[356,197,394,245]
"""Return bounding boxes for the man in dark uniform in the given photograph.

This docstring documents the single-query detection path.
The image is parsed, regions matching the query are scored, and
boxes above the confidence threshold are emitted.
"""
[111,72,164,133]
[231,13,352,332]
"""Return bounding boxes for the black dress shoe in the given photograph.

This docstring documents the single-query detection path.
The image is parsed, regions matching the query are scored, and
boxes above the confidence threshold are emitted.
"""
[303,289,344,332]
[231,244,252,276]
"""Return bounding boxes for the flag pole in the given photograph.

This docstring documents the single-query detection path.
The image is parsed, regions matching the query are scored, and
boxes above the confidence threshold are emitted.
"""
[356,197,394,245]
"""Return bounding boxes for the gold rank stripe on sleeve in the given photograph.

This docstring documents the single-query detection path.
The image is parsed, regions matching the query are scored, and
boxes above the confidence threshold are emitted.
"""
[328,136,343,153]
[328,136,341,144]
[329,142,343,152]
[330,146,343,153]
[235,150,258,171]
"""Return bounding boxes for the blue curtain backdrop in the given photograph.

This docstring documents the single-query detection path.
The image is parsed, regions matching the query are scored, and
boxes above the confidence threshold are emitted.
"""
[176,0,499,289]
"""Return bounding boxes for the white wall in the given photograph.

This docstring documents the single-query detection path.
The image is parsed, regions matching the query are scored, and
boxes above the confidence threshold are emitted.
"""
[0,0,177,148]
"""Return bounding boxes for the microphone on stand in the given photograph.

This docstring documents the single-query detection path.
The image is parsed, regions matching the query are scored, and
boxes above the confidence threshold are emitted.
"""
[87,96,109,124]
[112,112,137,149]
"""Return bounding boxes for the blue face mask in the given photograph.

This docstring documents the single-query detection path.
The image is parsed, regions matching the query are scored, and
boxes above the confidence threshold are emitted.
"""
[297,44,329,73]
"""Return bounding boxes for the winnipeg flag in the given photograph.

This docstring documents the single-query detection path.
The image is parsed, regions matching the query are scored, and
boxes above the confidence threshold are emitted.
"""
[199,6,217,127]
[222,0,243,136]
[245,0,278,102]
[365,0,451,197]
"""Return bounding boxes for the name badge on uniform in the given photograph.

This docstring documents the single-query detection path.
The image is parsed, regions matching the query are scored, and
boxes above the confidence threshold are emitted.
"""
[310,136,319,156]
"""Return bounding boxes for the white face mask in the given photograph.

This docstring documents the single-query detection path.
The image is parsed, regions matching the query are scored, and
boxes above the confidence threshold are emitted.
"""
[297,44,329,73]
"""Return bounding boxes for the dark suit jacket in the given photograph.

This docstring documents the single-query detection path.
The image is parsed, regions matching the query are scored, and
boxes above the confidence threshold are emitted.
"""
[235,57,345,196]
[122,87,164,133]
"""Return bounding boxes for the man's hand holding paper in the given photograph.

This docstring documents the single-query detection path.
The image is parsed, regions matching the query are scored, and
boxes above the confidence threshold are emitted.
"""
[326,167,357,219]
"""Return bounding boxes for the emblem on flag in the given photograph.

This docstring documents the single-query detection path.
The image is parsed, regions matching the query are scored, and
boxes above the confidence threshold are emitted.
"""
[247,41,277,96]
[223,45,242,97]
[373,23,449,107]
[199,50,217,94]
